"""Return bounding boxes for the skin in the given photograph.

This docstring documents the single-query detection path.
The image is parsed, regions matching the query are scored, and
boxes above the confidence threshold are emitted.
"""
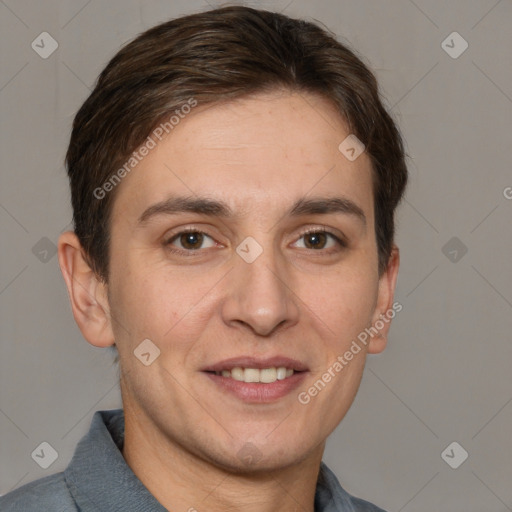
[58,90,399,512]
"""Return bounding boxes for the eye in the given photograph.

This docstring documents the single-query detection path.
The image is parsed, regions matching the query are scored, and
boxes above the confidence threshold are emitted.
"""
[163,227,346,256]
[293,229,345,251]
[165,229,216,252]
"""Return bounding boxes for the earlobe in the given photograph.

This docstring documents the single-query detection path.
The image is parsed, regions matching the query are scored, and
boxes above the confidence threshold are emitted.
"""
[57,231,115,348]
[368,245,400,354]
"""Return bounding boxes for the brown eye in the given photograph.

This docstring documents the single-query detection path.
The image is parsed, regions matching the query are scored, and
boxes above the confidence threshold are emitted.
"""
[303,232,328,249]
[166,231,216,251]
[294,230,343,251]
[179,232,204,250]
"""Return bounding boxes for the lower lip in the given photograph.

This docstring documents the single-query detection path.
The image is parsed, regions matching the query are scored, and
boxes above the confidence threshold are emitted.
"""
[204,371,308,403]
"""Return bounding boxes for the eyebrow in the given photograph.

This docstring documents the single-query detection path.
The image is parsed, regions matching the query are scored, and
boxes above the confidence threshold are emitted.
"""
[137,195,366,227]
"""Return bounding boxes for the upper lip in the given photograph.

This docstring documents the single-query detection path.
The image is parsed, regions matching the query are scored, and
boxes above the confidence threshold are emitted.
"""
[202,356,308,372]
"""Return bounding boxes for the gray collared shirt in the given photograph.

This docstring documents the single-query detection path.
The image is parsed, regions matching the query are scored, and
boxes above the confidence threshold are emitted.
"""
[0,409,386,511]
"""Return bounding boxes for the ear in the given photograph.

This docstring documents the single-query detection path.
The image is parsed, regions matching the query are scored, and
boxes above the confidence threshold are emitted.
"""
[57,231,115,347]
[367,245,400,354]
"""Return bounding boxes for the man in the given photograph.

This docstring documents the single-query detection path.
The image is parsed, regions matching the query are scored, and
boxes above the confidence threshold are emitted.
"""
[1,5,407,511]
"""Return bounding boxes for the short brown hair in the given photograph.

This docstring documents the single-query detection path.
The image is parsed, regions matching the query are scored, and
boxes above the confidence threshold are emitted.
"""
[66,5,408,280]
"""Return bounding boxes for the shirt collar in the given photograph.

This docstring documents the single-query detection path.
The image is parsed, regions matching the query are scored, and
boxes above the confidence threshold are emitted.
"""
[64,408,363,511]
[65,409,167,511]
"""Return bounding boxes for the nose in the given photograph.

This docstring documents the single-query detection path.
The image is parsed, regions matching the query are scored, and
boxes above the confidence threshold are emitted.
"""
[221,243,300,337]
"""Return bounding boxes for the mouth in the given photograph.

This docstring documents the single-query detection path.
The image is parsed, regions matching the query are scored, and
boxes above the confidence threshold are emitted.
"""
[201,356,308,402]
[209,366,296,383]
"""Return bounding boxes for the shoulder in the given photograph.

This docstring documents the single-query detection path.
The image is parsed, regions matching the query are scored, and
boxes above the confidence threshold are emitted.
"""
[317,462,388,512]
[0,472,78,512]
[348,495,388,511]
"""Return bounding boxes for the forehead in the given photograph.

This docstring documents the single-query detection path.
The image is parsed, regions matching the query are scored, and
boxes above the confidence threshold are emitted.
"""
[111,90,374,224]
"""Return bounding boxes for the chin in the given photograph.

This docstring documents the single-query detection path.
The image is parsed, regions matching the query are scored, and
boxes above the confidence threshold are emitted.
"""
[199,436,317,475]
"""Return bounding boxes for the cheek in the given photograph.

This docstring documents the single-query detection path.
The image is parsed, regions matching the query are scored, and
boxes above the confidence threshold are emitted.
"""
[304,265,378,346]
[297,269,378,426]
[108,259,218,353]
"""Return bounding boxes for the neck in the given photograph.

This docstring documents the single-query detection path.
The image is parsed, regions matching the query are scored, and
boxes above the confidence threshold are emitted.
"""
[121,406,323,512]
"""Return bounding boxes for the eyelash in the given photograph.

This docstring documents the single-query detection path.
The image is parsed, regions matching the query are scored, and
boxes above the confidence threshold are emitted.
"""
[163,226,347,257]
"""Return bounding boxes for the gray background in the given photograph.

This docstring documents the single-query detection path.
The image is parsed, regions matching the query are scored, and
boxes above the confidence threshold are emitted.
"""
[1,1,511,510]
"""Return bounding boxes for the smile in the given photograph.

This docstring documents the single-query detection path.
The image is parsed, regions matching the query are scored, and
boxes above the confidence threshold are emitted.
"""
[213,367,295,383]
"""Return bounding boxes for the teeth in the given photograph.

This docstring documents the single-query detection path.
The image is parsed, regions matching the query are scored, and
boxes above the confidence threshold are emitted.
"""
[215,366,295,383]
[276,367,287,380]
[231,367,244,381]
[244,368,260,383]
[260,368,277,383]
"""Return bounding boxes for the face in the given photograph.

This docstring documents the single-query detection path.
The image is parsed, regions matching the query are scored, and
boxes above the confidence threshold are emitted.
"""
[101,90,397,472]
